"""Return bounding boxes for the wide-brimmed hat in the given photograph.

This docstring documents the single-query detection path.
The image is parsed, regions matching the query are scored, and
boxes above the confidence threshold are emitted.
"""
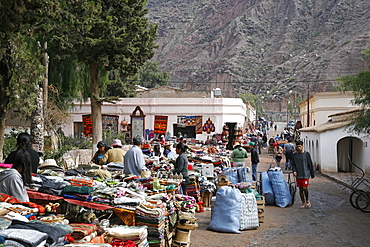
[164,142,171,146]
[112,139,123,147]
[233,142,241,148]
[38,159,63,171]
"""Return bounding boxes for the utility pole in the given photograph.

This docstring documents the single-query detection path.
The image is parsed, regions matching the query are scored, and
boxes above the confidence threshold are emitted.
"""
[307,85,310,127]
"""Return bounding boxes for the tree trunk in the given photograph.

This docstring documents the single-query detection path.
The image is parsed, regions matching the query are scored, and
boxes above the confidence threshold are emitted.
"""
[90,63,102,155]
[0,109,7,162]
[31,86,44,152]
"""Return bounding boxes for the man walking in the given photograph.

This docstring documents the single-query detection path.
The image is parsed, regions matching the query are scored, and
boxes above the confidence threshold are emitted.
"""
[292,141,315,209]
[283,138,295,170]
[249,142,259,181]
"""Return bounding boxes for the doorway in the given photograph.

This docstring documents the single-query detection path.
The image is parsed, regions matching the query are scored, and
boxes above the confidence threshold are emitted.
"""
[337,137,363,172]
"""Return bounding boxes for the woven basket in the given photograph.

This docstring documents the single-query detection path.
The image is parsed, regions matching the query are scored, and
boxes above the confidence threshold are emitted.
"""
[176,222,198,230]
[38,215,65,223]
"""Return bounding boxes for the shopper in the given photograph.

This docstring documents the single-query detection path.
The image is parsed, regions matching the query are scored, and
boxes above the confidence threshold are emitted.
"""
[173,142,189,194]
[124,135,146,176]
[283,138,295,170]
[249,142,260,181]
[231,142,248,167]
[292,140,315,209]
[5,132,40,174]
[0,150,32,202]
[273,142,283,166]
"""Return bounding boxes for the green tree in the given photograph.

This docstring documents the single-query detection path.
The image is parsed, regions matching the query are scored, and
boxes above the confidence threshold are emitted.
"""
[0,0,53,161]
[47,0,158,148]
[132,61,170,88]
[337,49,370,135]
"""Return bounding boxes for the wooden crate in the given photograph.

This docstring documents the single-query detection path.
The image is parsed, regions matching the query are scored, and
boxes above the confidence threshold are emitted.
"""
[200,191,213,207]
[257,196,265,223]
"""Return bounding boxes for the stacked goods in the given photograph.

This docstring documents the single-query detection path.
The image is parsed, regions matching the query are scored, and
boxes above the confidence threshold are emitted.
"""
[104,225,149,247]
[135,202,166,246]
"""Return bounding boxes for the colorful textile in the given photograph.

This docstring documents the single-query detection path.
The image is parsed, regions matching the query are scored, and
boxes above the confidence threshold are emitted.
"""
[113,208,136,226]
[69,223,98,240]
[63,185,94,195]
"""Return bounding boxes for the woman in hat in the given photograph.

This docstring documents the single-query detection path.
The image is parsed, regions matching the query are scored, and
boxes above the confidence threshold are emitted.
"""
[0,149,32,202]
[91,141,111,165]
[99,139,126,167]
[273,141,283,166]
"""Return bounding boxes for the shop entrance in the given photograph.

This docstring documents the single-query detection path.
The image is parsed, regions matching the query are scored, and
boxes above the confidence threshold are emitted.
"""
[173,124,196,139]
[226,122,237,150]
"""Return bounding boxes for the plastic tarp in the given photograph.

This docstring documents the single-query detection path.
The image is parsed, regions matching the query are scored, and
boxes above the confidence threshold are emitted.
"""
[267,168,292,207]
[207,186,242,233]
[260,172,275,205]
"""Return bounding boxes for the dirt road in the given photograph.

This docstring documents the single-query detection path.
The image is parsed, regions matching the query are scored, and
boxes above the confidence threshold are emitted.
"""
[190,148,370,247]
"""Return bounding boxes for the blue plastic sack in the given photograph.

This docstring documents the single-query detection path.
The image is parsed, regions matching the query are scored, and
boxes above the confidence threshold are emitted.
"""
[260,172,275,205]
[237,167,253,184]
[207,186,242,233]
[267,168,292,207]
[222,168,239,184]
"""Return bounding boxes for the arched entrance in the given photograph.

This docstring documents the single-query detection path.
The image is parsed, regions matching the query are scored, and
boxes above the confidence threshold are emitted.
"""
[337,137,363,172]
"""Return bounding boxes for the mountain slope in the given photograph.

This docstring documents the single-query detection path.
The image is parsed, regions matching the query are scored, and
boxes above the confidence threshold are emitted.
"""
[146,0,370,97]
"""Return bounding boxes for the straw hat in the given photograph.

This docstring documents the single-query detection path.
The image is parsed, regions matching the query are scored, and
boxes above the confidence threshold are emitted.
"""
[112,139,123,147]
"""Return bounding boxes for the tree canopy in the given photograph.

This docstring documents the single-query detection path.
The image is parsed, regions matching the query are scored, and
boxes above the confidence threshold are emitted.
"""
[337,49,370,135]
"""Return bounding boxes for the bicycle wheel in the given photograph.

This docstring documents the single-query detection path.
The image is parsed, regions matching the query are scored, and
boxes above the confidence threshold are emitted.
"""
[356,192,370,212]
[350,190,363,209]
[289,182,296,206]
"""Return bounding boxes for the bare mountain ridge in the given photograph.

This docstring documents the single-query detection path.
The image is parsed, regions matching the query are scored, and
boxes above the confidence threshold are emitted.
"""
[146,0,370,99]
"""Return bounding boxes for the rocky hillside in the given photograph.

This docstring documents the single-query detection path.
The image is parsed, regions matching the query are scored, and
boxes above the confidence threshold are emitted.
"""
[146,0,370,98]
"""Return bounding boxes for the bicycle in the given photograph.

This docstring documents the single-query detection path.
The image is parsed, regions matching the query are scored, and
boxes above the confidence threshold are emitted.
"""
[348,155,370,212]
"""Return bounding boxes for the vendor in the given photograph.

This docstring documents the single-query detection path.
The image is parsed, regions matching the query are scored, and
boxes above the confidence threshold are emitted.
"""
[163,142,172,157]
[174,142,189,194]
[91,141,110,165]
[99,139,126,167]
[151,144,162,157]
[0,150,31,202]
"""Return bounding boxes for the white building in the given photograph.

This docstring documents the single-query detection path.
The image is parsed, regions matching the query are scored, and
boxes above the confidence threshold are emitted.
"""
[63,97,248,142]
[298,91,370,175]
[298,91,357,127]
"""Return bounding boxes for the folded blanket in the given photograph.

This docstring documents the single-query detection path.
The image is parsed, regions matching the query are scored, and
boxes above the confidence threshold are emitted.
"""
[8,219,67,245]
[69,223,98,240]
[0,229,48,247]
[63,185,94,195]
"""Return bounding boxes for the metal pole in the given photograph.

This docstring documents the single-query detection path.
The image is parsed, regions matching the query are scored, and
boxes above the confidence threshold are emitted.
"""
[307,85,310,127]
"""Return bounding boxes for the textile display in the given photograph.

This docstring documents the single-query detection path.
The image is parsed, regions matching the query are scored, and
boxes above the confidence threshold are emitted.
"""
[267,167,292,207]
[154,116,168,135]
[239,193,259,230]
[260,172,275,205]
[135,203,165,245]
[207,186,242,233]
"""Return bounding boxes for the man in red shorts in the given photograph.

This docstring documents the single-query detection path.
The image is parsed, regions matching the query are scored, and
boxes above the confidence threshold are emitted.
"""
[292,140,315,208]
